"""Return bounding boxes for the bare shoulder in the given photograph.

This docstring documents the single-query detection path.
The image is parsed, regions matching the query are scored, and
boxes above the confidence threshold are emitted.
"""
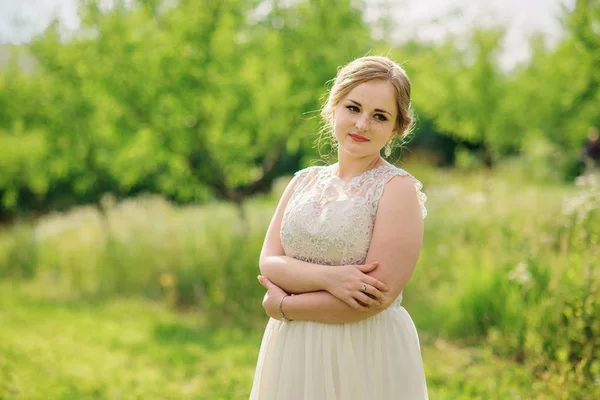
[378,172,425,220]
[385,172,419,193]
[381,172,421,202]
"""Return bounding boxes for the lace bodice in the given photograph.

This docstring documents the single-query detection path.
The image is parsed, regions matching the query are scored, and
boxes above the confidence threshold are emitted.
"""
[280,163,427,306]
[281,163,426,266]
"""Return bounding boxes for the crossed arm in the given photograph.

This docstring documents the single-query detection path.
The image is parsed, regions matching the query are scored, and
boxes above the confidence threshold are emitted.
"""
[258,174,424,324]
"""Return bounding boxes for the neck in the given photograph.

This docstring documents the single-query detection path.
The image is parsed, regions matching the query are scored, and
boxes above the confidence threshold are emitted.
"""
[335,153,386,180]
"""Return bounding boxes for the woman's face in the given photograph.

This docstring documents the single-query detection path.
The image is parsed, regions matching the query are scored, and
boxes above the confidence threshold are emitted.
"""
[333,79,398,159]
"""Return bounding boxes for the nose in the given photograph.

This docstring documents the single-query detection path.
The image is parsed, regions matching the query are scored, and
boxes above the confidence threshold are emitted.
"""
[355,113,369,132]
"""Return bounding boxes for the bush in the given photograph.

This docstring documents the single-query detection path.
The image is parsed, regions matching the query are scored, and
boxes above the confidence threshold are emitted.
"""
[407,168,599,393]
[1,193,272,326]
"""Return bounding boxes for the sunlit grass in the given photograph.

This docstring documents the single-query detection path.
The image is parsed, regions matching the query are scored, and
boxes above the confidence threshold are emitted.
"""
[0,282,555,400]
[0,164,599,398]
[0,282,257,400]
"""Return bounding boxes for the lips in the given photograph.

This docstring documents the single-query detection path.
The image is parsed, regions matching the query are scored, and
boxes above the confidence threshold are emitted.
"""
[348,133,369,142]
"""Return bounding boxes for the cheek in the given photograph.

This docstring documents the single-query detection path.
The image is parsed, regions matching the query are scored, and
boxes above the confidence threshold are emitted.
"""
[334,110,347,124]
[374,122,391,133]
[377,127,395,142]
[333,114,348,131]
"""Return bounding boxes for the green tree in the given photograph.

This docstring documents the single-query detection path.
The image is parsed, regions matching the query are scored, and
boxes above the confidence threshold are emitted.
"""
[0,0,372,216]
[406,27,507,165]
[499,0,600,158]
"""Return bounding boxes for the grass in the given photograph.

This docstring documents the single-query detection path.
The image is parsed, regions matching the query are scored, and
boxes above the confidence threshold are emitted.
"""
[0,164,599,399]
[0,281,574,400]
[0,282,256,400]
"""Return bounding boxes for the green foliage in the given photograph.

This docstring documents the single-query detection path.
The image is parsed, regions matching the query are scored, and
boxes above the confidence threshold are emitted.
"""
[0,287,260,399]
[1,1,599,397]
[495,134,584,184]
[0,0,372,217]
[393,1,600,167]
[0,281,586,399]
[0,223,36,279]
[405,27,508,164]
[1,166,599,395]
[2,1,600,215]
[409,166,600,394]
[7,194,270,324]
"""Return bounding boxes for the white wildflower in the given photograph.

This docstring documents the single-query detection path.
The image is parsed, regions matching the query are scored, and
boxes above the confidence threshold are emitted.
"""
[508,261,532,286]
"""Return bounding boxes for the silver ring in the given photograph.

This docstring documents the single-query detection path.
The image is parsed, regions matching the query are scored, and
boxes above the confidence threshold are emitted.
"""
[360,283,367,292]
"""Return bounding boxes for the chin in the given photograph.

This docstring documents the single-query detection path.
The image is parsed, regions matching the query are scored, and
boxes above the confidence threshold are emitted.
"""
[339,145,374,158]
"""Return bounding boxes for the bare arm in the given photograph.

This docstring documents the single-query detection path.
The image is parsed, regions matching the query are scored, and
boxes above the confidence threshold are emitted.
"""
[275,175,425,324]
[282,290,384,323]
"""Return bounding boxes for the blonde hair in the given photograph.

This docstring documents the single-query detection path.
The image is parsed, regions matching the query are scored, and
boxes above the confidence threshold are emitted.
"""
[320,56,414,141]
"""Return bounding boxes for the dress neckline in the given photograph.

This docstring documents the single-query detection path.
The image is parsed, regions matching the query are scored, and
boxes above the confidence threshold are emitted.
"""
[328,163,394,185]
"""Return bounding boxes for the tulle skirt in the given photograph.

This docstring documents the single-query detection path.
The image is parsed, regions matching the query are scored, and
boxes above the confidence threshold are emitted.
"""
[250,305,429,400]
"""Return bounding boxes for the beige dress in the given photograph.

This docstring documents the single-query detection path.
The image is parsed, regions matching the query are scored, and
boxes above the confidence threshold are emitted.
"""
[250,164,429,400]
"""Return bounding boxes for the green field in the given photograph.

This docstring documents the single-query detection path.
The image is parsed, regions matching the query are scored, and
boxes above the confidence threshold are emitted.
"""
[0,282,551,400]
[0,166,598,399]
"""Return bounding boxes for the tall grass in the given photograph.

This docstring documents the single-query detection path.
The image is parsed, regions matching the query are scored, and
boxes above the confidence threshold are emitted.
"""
[0,166,598,394]
[0,192,275,325]
[409,168,600,394]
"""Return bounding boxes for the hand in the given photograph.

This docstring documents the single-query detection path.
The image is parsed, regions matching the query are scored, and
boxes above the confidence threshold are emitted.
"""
[257,275,288,320]
[323,262,389,311]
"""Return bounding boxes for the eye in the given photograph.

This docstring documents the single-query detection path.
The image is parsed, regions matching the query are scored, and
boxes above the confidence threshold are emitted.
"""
[346,105,359,112]
[374,114,388,122]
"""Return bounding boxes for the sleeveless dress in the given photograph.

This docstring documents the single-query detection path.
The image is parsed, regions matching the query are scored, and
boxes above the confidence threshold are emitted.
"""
[250,163,429,400]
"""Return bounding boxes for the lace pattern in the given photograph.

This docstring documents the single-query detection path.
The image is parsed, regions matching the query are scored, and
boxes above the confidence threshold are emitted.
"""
[280,164,427,306]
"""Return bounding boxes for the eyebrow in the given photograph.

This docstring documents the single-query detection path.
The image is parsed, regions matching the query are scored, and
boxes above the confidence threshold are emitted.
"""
[347,99,392,116]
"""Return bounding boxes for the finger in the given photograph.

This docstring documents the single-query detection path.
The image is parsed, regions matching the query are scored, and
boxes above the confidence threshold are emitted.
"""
[363,284,385,301]
[356,292,380,307]
[257,275,271,289]
[366,277,388,293]
[349,298,368,311]
[356,262,379,273]
[358,282,382,299]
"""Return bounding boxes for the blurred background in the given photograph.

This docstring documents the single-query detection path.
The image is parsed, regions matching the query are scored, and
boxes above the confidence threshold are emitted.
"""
[0,0,599,398]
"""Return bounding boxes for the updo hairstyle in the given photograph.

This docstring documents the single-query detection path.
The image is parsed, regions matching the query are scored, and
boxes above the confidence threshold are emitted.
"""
[320,56,414,141]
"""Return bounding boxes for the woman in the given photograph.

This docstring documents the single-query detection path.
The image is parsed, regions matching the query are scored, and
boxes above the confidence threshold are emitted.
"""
[251,56,429,399]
